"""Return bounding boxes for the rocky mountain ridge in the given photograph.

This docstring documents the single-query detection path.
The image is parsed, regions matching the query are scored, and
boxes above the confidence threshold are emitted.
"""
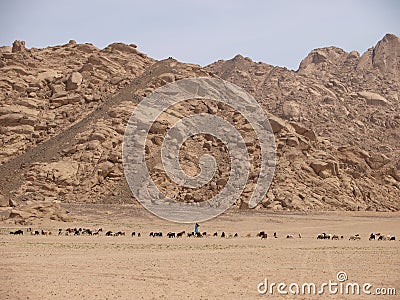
[0,34,399,223]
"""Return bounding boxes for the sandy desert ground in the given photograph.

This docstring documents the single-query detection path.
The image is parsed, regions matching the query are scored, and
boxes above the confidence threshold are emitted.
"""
[1,206,399,299]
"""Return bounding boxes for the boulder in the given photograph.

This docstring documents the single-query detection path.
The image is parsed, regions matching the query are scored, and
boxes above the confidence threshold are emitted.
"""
[2,65,30,75]
[86,140,101,150]
[110,76,123,85]
[13,81,28,92]
[289,122,317,141]
[365,152,390,169]
[268,115,292,133]
[216,178,227,187]
[347,50,360,60]
[282,101,300,119]
[97,161,114,178]
[79,63,94,72]
[357,91,389,106]
[40,161,78,186]
[158,73,175,83]
[298,47,347,72]
[88,132,106,142]
[50,84,66,98]
[0,105,38,116]
[149,121,169,134]
[36,70,63,83]
[285,136,299,147]
[9,209,34,220]
[310,159,339,178]
[371,33,400,73]
[50,95,81,105]
[106,43,138,54]
[16,98,43,109]
[12,40,26,53]
[390,168,400,182]
[8,125,35,134]
[0,46,12,53]
[0,113,36,126]
[9,198,18,207]
[66,72,83,90]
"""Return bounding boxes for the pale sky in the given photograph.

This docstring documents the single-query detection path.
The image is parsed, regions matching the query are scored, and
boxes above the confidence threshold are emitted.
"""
[0,0,399,70]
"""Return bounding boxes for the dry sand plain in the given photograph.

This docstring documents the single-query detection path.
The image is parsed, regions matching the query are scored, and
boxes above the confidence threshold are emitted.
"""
[1,205,399,299]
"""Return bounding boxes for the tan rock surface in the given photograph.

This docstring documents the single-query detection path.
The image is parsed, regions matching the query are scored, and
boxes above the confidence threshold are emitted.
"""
[0,34,399,221]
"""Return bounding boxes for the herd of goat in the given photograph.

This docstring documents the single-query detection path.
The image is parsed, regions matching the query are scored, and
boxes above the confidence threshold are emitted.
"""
[316,232,396,241]
[6,228,396,241]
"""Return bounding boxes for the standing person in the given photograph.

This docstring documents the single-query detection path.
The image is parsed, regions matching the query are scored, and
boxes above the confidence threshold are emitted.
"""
[194,223,199,234]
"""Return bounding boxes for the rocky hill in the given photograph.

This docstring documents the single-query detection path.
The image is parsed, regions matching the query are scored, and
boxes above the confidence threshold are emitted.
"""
[0,34,399,223]
[206,33,400,211]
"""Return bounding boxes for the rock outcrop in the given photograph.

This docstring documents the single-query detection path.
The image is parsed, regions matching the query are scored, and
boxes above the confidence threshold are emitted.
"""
[0,34,399,220]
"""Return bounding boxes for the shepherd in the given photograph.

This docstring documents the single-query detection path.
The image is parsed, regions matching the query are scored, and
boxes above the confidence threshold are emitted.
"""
[194,223,199,234]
